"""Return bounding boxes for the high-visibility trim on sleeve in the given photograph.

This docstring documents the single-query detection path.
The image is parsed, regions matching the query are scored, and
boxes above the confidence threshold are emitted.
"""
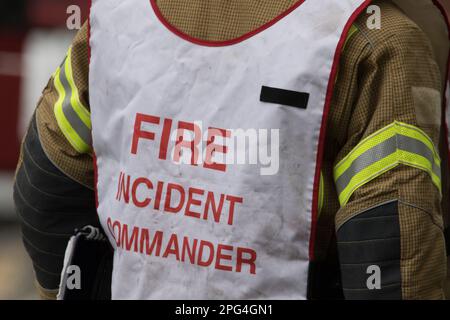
[318,171,324,217]
[65,47,91,129]
[335,25,359,82]
[53,47,92,154]
[334,121,441,207]
[342,24,359,52]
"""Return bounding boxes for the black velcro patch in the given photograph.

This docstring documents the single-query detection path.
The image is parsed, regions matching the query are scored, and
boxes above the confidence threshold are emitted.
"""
[260,86,310,109]
[336,201,402,300]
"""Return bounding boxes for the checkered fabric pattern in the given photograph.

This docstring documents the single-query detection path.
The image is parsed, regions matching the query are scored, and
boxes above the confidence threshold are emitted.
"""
[28,0,448,299]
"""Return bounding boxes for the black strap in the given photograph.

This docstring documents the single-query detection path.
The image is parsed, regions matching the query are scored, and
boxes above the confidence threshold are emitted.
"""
[260,86,310,109]
[59,230,113,300]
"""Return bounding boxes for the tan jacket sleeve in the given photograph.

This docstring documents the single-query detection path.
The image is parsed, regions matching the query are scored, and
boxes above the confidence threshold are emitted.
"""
[15,24,98,300]
[35,22,94,189]
[326,1,447,299]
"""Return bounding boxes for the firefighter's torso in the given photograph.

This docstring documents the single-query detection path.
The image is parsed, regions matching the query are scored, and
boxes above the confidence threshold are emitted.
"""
[89,0,369,299]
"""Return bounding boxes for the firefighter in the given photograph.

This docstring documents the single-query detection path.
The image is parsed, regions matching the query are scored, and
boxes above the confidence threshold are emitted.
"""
[14,0,450,299]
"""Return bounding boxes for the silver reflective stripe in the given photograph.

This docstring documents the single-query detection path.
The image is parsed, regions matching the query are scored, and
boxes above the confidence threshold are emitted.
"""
[335,136,397,194]
[397,135,441,179]
[59,61,92,147]
[335,134,441,195]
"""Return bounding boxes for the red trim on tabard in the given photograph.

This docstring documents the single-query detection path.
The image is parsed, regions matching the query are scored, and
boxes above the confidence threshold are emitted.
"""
[308,0,373,261]
[433,0,450,172]
[149,0,306,47]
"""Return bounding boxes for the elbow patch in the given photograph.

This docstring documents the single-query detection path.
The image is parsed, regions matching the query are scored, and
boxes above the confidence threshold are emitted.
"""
[337,201,402,300]
[14,114,98,290]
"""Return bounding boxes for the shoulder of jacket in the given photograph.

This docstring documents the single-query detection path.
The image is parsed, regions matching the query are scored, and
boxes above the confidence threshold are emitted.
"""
[353,0,429,51]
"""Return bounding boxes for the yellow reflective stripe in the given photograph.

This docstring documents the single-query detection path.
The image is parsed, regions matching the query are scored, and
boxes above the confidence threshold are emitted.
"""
[65,47,91,129]
[338,153,399,206]
[318,171,325,217]
[336,25,359,81]
[396,122,440,163]
[396,149,441,192]
[53,66,91,154]
[337,150,442,206]
[334,121,441,207]
[334,124,397,178]
[334,122,440,178]
[343,25,359,52]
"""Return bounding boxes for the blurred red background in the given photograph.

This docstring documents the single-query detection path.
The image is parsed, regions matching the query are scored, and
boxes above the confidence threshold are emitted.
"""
[0,0,88,171]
